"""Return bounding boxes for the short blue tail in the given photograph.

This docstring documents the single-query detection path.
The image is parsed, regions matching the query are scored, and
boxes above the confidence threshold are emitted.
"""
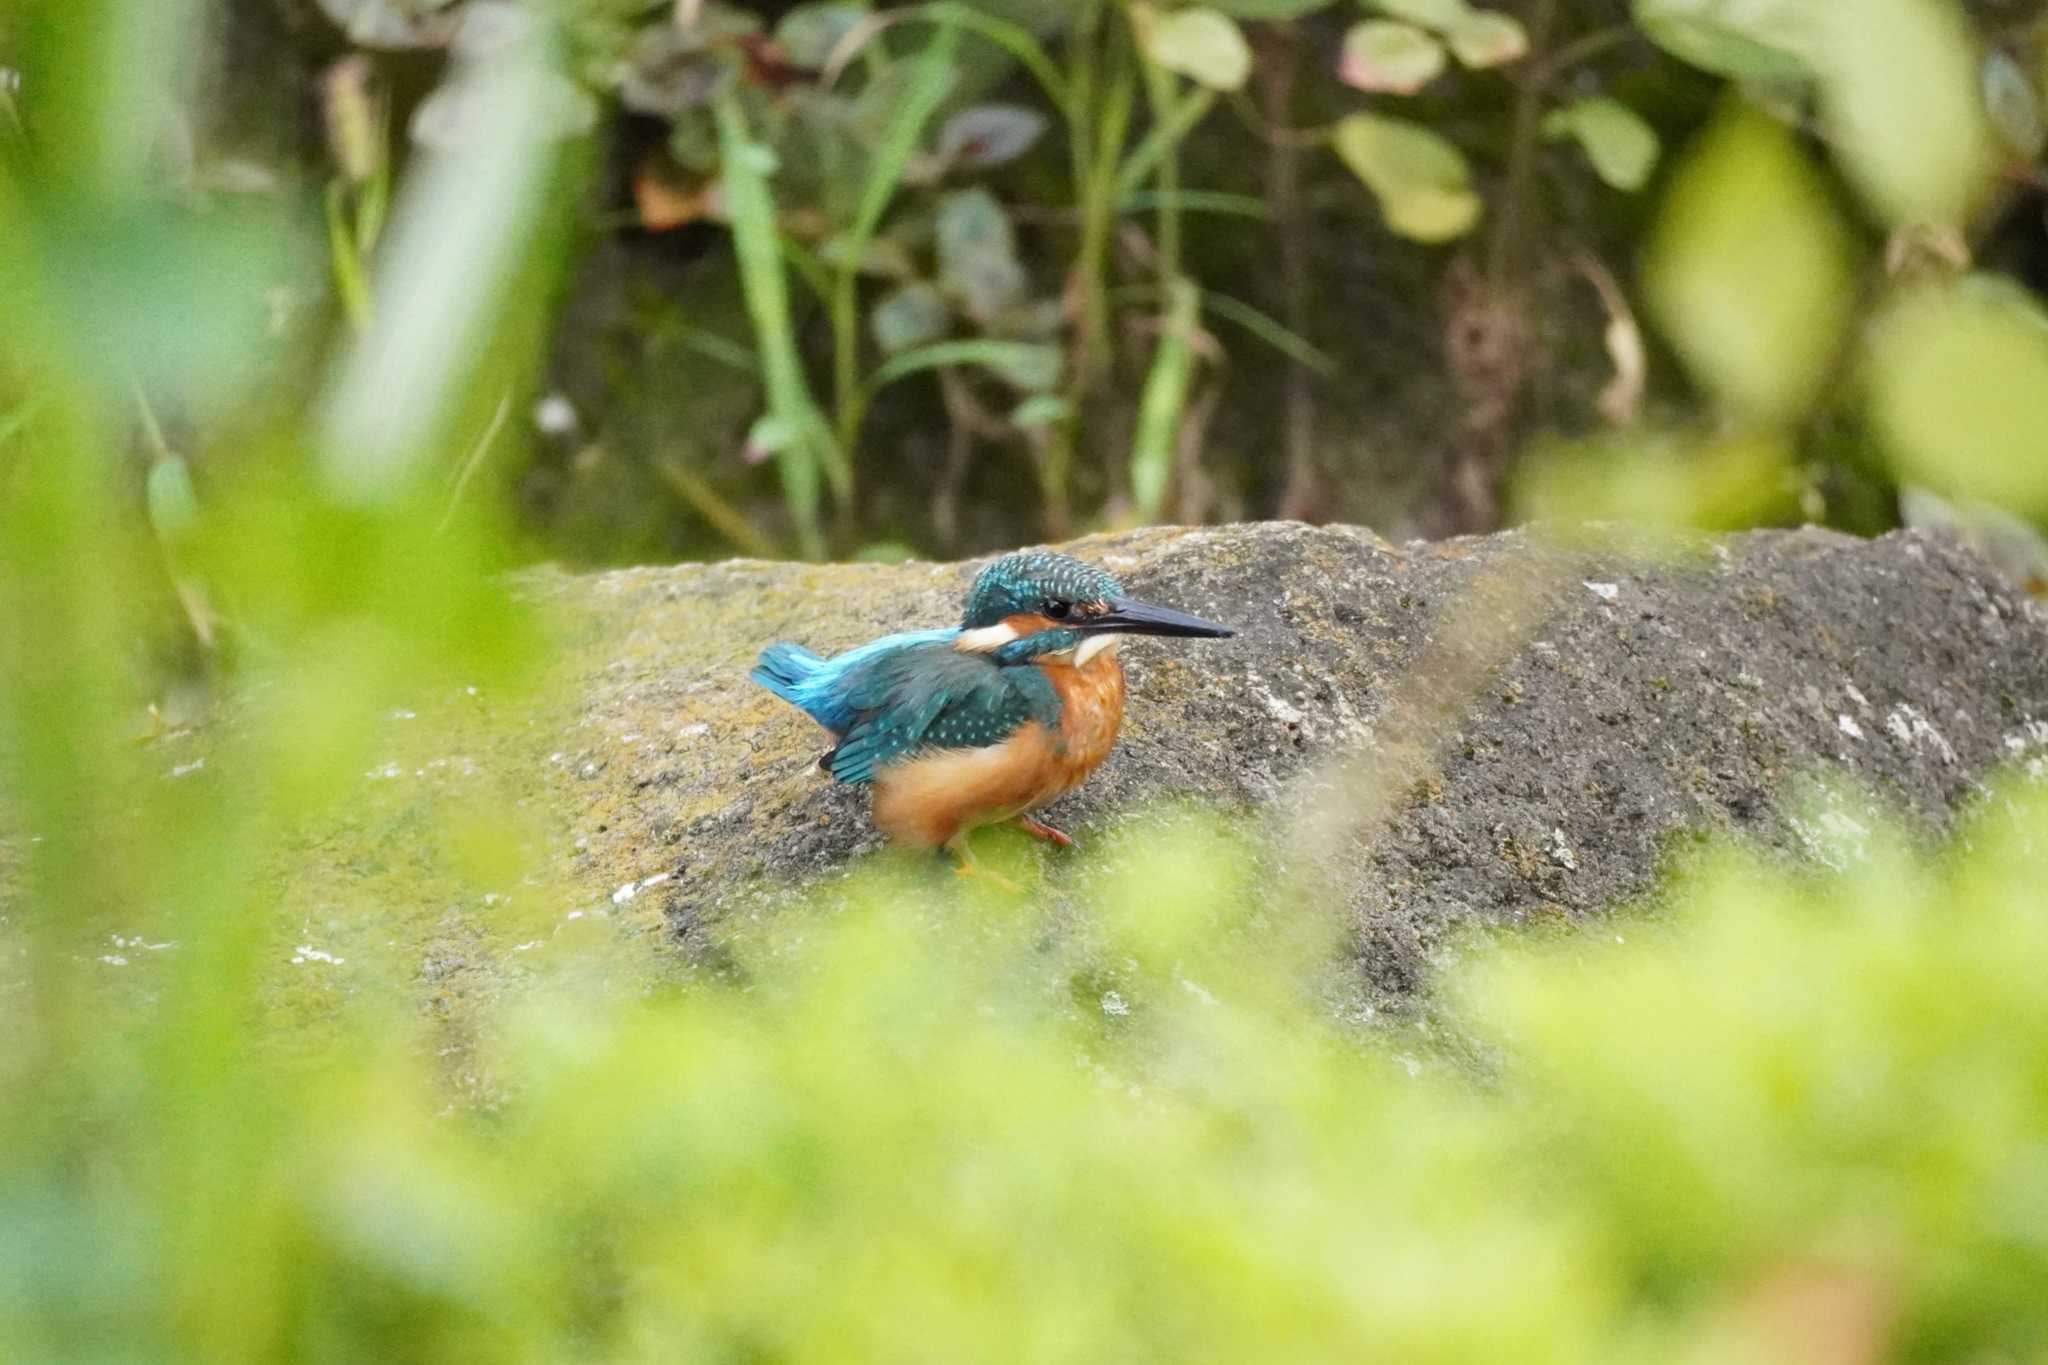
[750,628,961,737]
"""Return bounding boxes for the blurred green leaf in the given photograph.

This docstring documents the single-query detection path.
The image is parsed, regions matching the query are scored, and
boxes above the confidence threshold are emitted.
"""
[1636,0,1993,433]
[935,187,1027,321]
[1544,97,1660,191]
[1339,21,1447,94]
[1208,0,1332,18]
[1443,9,1526,68]
[1333,112,1481,241]
[1812,0,1991,226]
[1867,278,2048,514]
[871,281,952,354]
[24,202,290,417]
[1135,6,1253,92]
[319,46,576,502]
[1630,0,1809,80]
[1644,105,1853,424]
[315,0,462,50]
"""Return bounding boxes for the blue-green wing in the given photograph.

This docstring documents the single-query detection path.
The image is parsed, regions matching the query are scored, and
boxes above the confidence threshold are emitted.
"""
[825,643,1059,785]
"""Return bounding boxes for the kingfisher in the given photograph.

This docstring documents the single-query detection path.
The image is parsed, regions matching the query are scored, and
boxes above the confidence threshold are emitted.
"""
[750,550,1233,881]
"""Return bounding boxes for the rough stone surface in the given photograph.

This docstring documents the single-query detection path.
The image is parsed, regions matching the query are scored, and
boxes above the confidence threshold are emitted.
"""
[523,521,2048,998]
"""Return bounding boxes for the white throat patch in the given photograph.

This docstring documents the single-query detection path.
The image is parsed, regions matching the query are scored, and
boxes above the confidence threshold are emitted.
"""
[1073,634,1120,667]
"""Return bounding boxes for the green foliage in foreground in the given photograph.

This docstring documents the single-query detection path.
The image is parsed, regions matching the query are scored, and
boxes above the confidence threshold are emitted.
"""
[6,786,2048,1362]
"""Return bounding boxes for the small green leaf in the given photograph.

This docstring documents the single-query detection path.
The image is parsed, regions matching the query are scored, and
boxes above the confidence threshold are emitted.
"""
[1332,113,1481,241]
[1137,7,1253,92]
[936,105,1051,168]
[1444,9,1526,67]
[1339,21,1447,94]
[773,2,870,69]
[619,25,740,116]
[1544,97,1660,191]
[1010,394,1073,428]
[871,282,951,355]
[743,414,796,465]
[866,339,1062,393]
[1984,51,2046,161]
[1369,0,1471,29]
[935,187,1027,322]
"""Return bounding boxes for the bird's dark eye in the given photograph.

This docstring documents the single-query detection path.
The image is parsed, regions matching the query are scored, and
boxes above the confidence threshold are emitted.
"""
[1041,598,1072,619]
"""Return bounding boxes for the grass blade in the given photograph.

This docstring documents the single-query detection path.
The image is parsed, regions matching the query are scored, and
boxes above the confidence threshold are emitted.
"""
[714,92,842,555]
[1130,278,1199,522]
[850,20,960,247]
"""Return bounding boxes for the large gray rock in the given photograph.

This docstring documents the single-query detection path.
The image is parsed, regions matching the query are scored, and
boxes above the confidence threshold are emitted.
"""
[529,522,2048,998]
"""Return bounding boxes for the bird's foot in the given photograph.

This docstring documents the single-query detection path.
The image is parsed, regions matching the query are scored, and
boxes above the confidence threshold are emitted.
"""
[941,837,1023,894]
[1012,814,1076,849]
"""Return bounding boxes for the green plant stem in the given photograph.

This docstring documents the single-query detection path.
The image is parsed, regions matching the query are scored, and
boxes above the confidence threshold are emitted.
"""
[654,457,784,559]
[1138,57,1183,290]
[1113,87,1215,204]
[1488,0,1558,291]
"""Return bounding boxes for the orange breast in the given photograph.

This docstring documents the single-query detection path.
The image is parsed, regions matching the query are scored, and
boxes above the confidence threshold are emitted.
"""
[1039,647,1127,797]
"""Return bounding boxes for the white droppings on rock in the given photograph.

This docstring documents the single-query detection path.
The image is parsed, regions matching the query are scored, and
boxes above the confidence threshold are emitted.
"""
[1734,669,1764,691]
[1260,690,1307,728]
[166,757,206,779]
[365,761,404,780]
[1843,684,1871,713]
[678,722,709,738]
[1837,714,1864,740]
[290,944,346,966]
[1099,990,1130,1018]
[611,871,673,905]
[391,708,417,720]
[1547,827,1578,871]
[1583,581,1620,601]
[512,939,544,953]
[1885,704,1957,763]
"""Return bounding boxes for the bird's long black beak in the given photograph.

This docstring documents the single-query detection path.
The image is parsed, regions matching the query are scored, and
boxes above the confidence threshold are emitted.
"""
[1076,595,1234,638]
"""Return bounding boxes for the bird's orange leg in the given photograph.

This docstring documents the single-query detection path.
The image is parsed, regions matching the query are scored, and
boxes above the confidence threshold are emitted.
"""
[942,832,1022,893]
[1012,814,1075,848]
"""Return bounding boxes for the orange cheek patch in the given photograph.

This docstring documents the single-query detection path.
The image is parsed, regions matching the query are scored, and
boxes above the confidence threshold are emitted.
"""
[1002,612,1061,636]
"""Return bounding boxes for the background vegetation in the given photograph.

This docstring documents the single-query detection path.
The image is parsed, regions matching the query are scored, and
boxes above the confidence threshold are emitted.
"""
[6,0,2048,1360]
